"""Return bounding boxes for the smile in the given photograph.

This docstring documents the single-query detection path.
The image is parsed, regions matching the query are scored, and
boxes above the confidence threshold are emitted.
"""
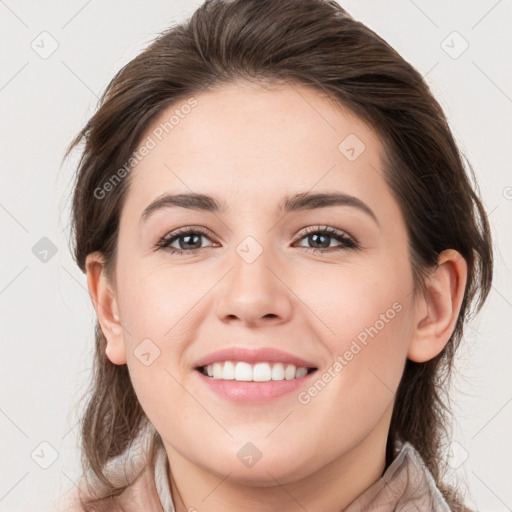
[198,361,317,381]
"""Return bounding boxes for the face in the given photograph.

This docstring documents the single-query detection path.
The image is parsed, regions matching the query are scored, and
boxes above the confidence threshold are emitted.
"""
[104,81,419,484]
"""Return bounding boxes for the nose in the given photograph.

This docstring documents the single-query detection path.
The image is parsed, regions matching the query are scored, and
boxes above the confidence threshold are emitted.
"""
[214,241,293,328]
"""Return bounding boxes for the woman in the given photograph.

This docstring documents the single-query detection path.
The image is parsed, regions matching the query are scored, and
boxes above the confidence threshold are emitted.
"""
[60,0,493,510]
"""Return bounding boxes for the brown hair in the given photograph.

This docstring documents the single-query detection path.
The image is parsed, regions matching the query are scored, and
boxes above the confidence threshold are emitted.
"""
[65,0,493,510]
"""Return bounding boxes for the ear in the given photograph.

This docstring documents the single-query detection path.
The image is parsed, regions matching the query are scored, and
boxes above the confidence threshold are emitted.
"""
[85,251,126,365]
[408,249,468,363]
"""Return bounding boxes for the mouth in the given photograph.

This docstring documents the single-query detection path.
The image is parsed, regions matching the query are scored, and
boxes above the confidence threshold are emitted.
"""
[194,361,319,402]
[195,362,318,382]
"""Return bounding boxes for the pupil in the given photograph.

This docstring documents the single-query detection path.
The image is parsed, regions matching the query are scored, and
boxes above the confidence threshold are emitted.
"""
[181,234,201,250]
[311,233,329,248]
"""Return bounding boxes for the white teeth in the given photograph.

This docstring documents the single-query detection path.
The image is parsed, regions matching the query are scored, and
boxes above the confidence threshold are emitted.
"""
[284,363,296,380]
[235,361,252,381]
[271,363,285,380]
[253,362,272,382]
[202,361,312,381]
[212,362,223,379]
[295,367,308,378]
[222,361,235,379]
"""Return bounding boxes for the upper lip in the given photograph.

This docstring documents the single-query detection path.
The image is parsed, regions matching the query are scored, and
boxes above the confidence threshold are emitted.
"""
[193,347,318,369]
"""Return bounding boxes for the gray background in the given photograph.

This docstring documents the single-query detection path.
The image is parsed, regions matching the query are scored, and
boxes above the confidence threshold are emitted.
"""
[1,1,511,511]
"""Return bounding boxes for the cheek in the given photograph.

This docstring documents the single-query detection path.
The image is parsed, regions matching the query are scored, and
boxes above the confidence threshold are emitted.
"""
[331,273,413,389]
[297,262,414,420]
[336,299,412,397]
[114,262,212,418]
[116,259,211,346]
[293,295,413,456]
[293,255,411,349]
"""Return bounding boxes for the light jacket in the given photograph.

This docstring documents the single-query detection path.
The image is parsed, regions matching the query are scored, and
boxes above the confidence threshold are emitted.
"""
[59,422,458,511]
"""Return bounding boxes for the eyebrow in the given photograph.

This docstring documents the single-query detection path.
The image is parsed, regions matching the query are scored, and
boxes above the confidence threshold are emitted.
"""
[140,191,379,226]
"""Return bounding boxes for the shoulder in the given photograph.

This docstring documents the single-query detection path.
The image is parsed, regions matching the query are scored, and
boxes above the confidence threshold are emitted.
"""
[56,423,165,511]
[55,462,163,512]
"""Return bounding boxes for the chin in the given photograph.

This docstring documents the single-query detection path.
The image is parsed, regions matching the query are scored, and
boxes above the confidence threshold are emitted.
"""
[198,446,319,487]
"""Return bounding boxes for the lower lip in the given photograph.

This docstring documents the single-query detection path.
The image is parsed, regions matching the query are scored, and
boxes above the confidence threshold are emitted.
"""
[195,369,317,402]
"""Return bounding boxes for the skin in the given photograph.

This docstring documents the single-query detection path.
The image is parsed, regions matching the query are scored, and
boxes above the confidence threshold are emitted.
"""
[86,80,467,512]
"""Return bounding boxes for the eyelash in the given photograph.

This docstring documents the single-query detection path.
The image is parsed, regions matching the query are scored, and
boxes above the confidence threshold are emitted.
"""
[156,225,359,256]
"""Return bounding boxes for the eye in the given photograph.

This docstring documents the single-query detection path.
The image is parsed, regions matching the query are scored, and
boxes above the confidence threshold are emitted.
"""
[156,225,359,256]
[293,225,359,253]
[156,227,217,255]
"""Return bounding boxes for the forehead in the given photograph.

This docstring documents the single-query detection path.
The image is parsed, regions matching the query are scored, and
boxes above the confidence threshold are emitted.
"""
[125,81,388,213]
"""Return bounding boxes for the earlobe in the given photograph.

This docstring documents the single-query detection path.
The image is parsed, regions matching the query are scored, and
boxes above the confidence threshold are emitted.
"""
[408,249,467,363]
[85,252,127,365]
